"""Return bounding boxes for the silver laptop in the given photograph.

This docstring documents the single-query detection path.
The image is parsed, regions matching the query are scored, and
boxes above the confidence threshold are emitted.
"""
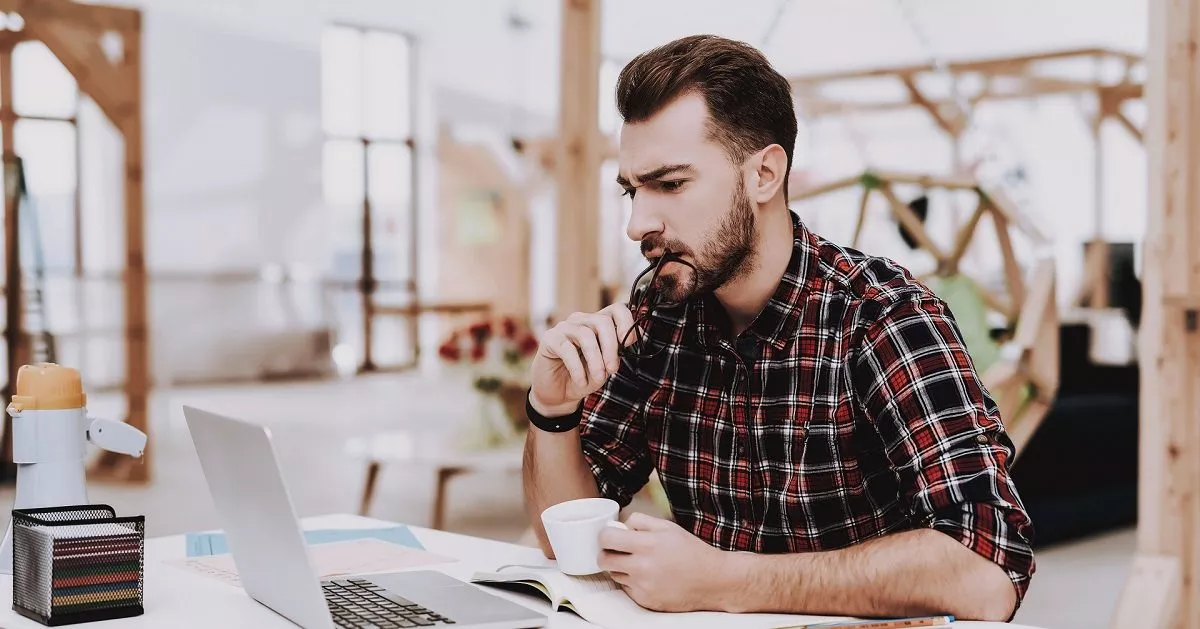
[183,405,548,629]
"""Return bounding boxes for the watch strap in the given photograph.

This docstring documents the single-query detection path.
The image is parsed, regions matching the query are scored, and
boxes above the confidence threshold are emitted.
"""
[525,388,583,433]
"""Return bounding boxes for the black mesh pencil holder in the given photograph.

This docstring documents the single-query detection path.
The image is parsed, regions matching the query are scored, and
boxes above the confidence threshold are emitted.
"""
[11,505,145,626]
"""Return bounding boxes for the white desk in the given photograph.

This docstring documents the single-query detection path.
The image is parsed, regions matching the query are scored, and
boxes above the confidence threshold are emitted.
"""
[0,514,1046,628]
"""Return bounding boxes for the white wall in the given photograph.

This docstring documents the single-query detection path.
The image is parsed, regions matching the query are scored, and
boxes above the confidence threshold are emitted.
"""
[59,0,1147,384]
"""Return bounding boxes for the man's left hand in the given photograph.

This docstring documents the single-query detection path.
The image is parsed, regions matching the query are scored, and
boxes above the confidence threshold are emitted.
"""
[597,512,736,612]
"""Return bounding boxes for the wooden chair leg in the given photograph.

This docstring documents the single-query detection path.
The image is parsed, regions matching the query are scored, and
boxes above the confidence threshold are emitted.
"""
[432,467,462,531]
[359,461,381,516]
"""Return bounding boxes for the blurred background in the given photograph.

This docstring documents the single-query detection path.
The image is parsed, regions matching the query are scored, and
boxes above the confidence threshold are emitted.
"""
[0,1,1159,627]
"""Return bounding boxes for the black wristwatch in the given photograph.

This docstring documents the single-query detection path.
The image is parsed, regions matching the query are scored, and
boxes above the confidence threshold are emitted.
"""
[525,388,583,433]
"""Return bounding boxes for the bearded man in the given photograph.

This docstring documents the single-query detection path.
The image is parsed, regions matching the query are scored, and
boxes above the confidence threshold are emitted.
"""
[521,34,1035,623]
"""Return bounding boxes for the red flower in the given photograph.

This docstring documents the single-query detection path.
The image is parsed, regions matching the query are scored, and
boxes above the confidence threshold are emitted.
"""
[468,320,492,343]
[501,317,518,339]
[438,339,461,362]
[469,342,486,362]
[518,334,539,357]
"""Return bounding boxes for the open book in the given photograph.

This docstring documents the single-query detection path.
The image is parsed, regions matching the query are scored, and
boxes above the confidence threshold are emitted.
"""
[469,564,849,629]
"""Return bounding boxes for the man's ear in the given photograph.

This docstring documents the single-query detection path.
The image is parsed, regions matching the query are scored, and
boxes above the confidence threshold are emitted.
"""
[751,144,788,205]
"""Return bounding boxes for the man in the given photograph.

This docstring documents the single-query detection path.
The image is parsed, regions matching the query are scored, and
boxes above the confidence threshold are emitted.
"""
[522,34,1034,622]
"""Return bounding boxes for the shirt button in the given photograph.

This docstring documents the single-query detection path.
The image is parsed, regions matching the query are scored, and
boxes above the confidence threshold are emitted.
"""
[975,433,990,445]
[736,442,746,456]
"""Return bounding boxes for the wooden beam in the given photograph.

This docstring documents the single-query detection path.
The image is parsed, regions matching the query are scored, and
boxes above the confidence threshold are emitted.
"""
[874,170,979,190]
[1114,109,1145,143]
[24,17,132,127]
[901,75,963,137]
[121,15,148,482]
[553,0,602,318]
[0,46,17,480]
[851,187,871,249]
[990,210,1026,315]
[1112,555,1182,629]
[980,184,1048,245]
[789,173,864,201]
[0,0,139,33]
[877,183,947,265]
[790,47,1134,86]
[947,196,987,272]
[1113,0,1200,624]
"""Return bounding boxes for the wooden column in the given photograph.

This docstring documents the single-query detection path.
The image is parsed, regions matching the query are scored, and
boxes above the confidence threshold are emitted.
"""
[121,14,149,481]
[1090,91,1111,308]
[0,44,18,481]
[553,0,602,319]
[1111,0,1198,625]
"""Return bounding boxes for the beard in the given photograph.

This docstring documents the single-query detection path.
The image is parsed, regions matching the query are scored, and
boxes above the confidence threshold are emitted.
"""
[644,175,758,305]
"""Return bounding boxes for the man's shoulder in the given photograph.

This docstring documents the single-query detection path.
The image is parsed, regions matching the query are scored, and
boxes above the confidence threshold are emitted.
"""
[809,234,936,319]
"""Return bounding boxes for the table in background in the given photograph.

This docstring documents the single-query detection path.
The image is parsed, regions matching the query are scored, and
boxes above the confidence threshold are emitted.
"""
[0,514,1048,628]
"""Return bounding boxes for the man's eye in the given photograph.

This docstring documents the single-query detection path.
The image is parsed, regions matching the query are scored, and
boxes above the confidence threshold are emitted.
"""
[660,180,685,192]
[621,188,636,199]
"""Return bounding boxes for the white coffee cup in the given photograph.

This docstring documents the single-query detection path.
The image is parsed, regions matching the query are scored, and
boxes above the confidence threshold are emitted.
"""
[541,497,628,575]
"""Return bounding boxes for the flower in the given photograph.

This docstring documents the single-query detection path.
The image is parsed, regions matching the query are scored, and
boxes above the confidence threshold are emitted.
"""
[439,316,542,448]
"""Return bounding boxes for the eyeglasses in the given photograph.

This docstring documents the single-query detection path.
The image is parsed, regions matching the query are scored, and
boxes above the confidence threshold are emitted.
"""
[619,252,692,361]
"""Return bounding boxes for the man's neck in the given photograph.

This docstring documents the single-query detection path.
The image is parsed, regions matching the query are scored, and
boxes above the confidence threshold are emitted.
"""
[714,206,794,337]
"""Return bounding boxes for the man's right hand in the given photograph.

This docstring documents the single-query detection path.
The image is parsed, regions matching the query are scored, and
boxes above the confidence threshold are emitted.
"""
[528,303,637,417]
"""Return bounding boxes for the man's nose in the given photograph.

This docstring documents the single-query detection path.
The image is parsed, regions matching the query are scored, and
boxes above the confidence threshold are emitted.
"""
[625,200,664,243]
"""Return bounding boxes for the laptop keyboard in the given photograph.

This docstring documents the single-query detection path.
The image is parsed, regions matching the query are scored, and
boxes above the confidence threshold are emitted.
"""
[322,578,456,628]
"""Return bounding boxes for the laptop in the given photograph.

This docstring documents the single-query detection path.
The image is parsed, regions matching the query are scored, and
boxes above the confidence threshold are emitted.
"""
[183,405,548,629]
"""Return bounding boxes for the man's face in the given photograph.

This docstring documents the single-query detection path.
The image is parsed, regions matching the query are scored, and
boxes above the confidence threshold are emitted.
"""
[617,91,757,305]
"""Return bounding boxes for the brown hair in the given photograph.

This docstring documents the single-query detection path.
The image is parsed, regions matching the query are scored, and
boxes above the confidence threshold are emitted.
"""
[616,34,797,198]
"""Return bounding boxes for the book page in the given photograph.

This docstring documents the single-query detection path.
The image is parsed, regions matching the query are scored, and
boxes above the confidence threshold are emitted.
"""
[472,565,620,605]
[566,589,848,629]
[475,565,846,629]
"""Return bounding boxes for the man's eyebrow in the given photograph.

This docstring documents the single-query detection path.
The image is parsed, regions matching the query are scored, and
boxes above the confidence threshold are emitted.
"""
[616,163,694,188]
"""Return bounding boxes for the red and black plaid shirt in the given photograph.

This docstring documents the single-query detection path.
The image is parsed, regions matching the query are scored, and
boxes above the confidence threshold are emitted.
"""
[579,211,1035,605]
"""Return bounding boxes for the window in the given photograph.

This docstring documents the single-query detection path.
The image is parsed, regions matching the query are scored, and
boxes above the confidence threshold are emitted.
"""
[321,25,418,370]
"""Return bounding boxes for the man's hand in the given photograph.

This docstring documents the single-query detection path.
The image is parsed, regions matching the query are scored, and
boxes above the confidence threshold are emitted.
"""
[597,513,736,612]
[528,305,636,417]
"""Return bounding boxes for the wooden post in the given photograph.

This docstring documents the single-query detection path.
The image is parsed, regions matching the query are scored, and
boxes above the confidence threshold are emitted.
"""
[553,0,603,319]
[1091,90,1110,308]
[121,15,150,481]
[0,44,18,481]
[359,138,376,372]
[1111,0,1199,625]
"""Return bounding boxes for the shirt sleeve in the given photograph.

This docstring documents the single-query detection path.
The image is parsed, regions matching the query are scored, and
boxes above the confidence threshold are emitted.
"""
[578,366,654,508]
[850,294,1036,609]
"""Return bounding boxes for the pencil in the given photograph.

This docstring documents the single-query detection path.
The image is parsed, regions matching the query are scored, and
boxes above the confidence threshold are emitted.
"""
[777,615,955,629]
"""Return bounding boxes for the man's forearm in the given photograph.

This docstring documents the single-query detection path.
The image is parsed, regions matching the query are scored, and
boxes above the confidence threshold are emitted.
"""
[717,529,1017,621]
[521,427,600,558]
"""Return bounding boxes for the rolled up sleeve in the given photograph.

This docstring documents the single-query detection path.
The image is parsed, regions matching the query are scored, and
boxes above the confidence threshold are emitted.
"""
[852,295,1036,606]
[578,368,653,508]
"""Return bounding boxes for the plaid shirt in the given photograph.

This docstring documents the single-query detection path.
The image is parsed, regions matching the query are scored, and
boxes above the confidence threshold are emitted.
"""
[579,211,1036,605]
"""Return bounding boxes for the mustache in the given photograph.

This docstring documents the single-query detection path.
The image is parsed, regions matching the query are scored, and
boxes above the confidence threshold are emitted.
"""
[640,236,692,259]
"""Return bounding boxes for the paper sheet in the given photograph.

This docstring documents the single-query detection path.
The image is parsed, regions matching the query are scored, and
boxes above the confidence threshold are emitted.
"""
[165,538,457,587]
[185,526,423,557]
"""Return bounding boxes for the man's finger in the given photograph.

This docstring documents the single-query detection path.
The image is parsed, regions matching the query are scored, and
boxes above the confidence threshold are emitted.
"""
[605,303,638,349]
[624,512,670,531]
[598,549,633,574]
[546,333,587,390]
[579,313,621,374]
[598,526,644,554]
[607,570,632,587]
[561,324,606,386]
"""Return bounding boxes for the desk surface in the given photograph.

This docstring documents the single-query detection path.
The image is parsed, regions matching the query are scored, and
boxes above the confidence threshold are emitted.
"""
[0,514,1046,628]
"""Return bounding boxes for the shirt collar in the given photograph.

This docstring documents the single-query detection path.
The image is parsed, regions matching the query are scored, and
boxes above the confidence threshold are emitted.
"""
[693,210,817,352]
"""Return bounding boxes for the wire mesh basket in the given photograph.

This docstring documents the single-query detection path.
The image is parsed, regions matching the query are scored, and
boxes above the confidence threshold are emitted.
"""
[11,505,145,626]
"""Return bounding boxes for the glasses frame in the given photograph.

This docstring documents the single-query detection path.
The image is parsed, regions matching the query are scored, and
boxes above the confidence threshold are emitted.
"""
[619,251,693,361]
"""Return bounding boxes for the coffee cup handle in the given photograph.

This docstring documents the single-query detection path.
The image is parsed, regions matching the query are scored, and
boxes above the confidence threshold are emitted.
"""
[606,520,628,530]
